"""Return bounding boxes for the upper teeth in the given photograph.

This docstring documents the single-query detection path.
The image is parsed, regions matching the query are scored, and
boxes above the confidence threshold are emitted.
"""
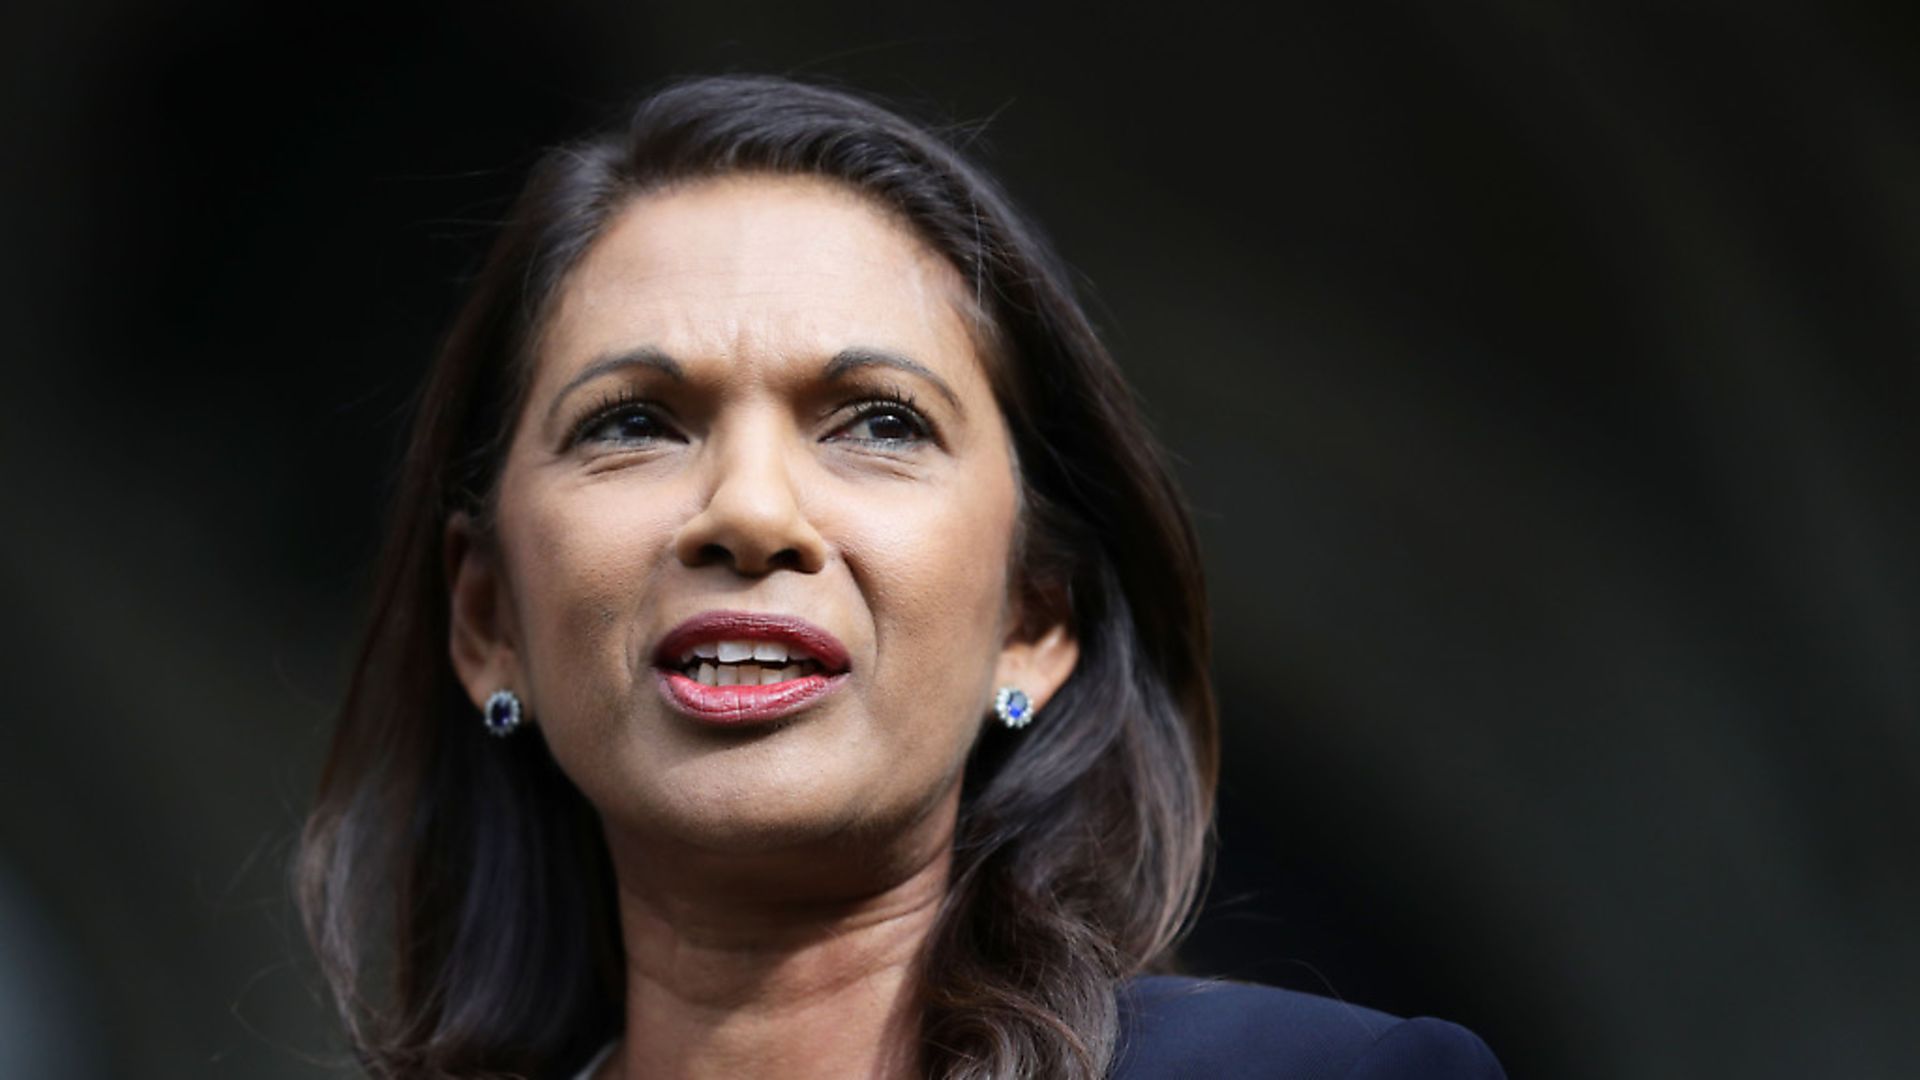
[680,639,815,665]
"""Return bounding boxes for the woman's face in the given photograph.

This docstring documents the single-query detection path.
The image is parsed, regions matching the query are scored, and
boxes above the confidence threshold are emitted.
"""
[449,174,1076,860]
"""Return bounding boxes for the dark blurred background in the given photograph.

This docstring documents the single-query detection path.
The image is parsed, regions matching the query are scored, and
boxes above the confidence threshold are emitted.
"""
[2,1,1915,1077]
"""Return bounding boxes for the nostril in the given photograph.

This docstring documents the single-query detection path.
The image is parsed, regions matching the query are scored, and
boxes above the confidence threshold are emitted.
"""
[687,543,807,574]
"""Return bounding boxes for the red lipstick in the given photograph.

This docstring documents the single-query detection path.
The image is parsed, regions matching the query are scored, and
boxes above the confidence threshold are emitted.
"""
[651,611,851,726]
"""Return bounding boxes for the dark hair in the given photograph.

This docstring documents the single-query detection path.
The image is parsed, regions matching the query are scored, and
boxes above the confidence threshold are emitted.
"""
[297,74,1216,1080]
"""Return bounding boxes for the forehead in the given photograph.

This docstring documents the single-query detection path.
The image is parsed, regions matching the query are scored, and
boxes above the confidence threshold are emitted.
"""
[538,173,985,385]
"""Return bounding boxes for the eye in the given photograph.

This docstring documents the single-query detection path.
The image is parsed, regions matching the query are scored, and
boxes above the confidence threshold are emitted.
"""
[569,397,683,449]
[828,398,933,447]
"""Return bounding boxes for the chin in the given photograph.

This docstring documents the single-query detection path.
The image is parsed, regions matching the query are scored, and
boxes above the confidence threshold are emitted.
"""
[622,756,888,849]
[565,714,962,861]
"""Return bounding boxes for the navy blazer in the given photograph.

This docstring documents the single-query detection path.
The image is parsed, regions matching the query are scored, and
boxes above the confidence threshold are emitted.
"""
[568,977,1505,1079]
[1114,977,1506,1079]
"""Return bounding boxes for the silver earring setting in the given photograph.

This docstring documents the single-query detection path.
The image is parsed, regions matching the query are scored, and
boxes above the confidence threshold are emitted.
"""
[994,686,1035,729]
[483,689,525,736]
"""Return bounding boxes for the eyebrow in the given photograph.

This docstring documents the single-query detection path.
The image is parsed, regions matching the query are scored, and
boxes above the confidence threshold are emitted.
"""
[543,343,961,429]
[824,347,961,409]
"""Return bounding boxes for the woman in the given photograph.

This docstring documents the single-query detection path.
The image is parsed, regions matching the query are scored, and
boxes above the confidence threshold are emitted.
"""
[297,75,1505,1079]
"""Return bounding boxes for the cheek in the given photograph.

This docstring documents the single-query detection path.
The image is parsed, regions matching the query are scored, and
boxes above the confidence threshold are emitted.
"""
[842,468,1021,720]
[503,478,681,700]
[859,515,1006,619]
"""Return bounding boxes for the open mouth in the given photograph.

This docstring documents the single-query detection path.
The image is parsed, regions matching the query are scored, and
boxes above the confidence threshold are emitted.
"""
[651,612,852,725]
[669,640,829,687]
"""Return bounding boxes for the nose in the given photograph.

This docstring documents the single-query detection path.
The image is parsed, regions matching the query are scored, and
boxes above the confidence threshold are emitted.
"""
[673,420,828,576]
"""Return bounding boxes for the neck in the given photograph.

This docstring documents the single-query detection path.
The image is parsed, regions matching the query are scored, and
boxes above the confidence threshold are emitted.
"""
[598,812,955,1080]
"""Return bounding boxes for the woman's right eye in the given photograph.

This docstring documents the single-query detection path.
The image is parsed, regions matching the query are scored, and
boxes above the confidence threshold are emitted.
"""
[572,402,682,448]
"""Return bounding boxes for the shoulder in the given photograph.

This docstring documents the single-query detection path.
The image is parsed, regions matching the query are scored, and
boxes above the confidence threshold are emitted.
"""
[1112,976,1506,1080]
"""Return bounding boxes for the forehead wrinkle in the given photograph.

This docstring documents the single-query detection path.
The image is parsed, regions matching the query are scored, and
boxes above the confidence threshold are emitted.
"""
[540,173,997,403]
[572,282,982,404]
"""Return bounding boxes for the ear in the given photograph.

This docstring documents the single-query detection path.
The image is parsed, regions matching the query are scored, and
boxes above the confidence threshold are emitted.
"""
[445,511,523,712]
[993,586,1080,714]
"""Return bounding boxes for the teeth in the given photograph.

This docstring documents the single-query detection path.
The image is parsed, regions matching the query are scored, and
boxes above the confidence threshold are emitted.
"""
[680,643,720,663]
[679,640,819,666]
[686,660,818,687]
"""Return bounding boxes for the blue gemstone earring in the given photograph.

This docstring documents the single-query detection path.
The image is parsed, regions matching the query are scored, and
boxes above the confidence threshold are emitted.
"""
[993,686,1035,730]
[483,689,525,737]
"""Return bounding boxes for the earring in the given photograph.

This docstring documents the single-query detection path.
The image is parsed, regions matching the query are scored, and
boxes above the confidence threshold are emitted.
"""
[483,689,525,737]
[993,686,1035,730]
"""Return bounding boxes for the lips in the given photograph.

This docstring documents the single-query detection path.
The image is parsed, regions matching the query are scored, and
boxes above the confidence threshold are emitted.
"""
[651,611,851,726]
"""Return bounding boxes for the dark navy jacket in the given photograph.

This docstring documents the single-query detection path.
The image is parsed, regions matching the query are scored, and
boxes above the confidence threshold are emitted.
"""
[1113,977,1507,1079]
[567,977,1506,1078]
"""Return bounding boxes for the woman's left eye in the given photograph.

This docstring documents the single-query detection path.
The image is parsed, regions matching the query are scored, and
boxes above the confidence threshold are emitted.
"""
[829,402,932,446]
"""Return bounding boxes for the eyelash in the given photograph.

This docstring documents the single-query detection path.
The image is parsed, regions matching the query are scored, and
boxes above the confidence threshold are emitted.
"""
[566,389,679,449]
[563,387,936,450]
[835,387,933,447]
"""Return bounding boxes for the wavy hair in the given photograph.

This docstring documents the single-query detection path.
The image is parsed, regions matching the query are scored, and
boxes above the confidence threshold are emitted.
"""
[296,75,1216,1079]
